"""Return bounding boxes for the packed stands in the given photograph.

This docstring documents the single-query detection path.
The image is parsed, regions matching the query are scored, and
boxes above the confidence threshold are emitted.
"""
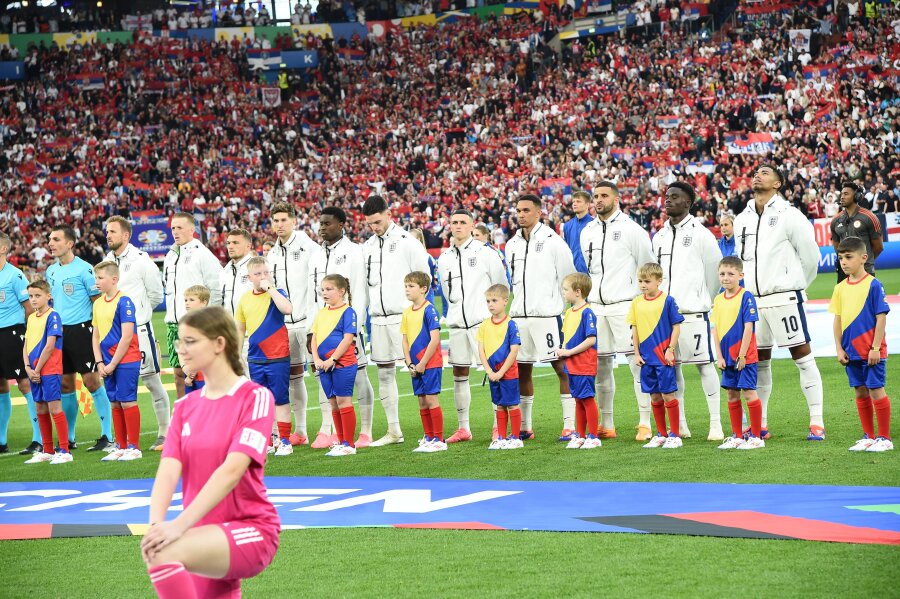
[0,1,898,276]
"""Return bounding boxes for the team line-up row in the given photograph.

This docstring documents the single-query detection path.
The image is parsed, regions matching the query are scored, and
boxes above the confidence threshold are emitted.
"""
[0,170,892,462]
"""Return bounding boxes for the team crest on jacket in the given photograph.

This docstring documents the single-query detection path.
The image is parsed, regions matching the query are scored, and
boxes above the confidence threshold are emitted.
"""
[184,256,192,265]
[0,291,5,303]
[241,275,249,284]
[682,236,692,247]
[123,263,131,272]
[468,257,477,267]
[389,242,397,253]
[535,242,544,252]
[853,220,861,229]
[612,231,621,241]
[336,254,346,265]
[63,283,74,296]
[768,216,778,227]
[292,250,302,260]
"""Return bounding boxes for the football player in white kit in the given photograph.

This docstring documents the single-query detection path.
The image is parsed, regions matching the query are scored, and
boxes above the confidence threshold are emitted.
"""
[267,203,323,447]
[163,212,223,401]
[505,194,577,440]
[437,209,509,443]
[309,206,376,447]
[651,182,724,441]
[733,164,824,440]
[362,195,431,446]
[580,182,655,440]
[220,229,255,319]
[104,216,170,451]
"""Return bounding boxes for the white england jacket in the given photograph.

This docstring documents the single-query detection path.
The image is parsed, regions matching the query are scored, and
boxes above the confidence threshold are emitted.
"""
[733,194,819,307]
[219,254,254,317]
[105,243,163,325]
[163,239,223,323]
[362,222,431,321]
[437,236,509,329]
[506,222,576,318]
[652,215,722,313]
[310,235,368,324]
[580,210,654,306]
[267,230,323,328]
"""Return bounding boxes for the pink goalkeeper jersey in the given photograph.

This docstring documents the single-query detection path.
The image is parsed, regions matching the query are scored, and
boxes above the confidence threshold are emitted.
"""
[162,377,280,536]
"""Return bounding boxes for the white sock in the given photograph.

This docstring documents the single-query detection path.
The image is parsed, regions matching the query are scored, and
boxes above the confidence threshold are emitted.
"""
[355,367,374,437]
[377,366,401,436]
[596,356,616,430]
[142,373,170,436]
[675,364,688,428]
[794,354,824,427]
[626,354,651,427]
[520,395,534,431]
[289,374,309,435]
[560,393,575,430]
[757,359,772,427]
[317,383,333,434]
[453,376,472,432]
[697,362,722,425]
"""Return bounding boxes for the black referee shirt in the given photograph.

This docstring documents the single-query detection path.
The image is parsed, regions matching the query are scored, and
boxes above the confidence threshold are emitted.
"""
[830,207,881,276]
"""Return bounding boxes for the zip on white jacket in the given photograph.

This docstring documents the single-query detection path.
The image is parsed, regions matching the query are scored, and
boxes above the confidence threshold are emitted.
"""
[105,243,163,326]
[310,235,369,325]
[163,238,223,324]
[652,214,722,313]
[437,236,509,329]
[733,194,819,307]
[267,229,323,328]
[362,222,431,320]
[580,210,654,306]
[220,254,254,317]
[506,222,576,318]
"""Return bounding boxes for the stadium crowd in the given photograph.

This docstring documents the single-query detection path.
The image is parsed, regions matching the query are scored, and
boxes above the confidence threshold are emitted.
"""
[0,0,507,34]
[0,1,898,278]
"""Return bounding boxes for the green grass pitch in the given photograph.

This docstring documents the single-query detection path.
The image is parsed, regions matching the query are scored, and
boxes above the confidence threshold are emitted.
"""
[1,270,897,597]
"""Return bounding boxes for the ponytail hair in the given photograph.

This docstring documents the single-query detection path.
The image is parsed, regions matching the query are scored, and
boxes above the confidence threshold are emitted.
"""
[322,274,352,306]
[179,306,245,377]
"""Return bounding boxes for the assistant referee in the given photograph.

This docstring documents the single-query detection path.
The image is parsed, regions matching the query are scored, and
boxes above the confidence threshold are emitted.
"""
[45,226,111,451]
